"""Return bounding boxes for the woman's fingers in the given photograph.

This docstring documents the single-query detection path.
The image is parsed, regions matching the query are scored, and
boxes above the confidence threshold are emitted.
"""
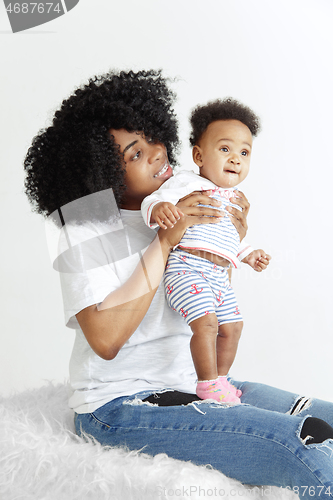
[226,191,249,241]
[175,189,249,241]
[188,214,224,225]
[177,192,224,219]
[177,191,222,210]
[226,207,248,241]
[180,205,225,218]
[158,212,224,249]
[230,190,250,215]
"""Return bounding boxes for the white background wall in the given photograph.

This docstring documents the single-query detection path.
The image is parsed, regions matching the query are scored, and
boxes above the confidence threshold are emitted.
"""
[0,0,332,400]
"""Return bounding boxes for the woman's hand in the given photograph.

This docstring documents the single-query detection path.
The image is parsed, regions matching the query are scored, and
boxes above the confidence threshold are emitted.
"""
[176,190,221,211]
[158,190,225,250]
[226,190,250,241]
[176,189,250,242]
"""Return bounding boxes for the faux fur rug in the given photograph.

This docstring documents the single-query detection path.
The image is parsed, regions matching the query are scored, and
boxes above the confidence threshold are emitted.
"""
[0,383,297,500]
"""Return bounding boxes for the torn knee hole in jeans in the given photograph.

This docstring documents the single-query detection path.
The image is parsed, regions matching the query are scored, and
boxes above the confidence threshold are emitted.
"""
[186,400,237,414]
[124,389,179,408]
[124,392,238,414]
[124,398,159,407]
[297,416,333,456]
[287,396,313,416]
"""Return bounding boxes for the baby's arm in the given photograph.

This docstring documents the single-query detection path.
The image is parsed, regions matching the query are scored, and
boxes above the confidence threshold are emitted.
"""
[141,171,214,228]
[152,202,184,229]
[242,250,271,272]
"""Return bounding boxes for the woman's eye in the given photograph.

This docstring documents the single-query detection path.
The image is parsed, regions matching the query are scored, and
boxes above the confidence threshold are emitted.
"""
[131,150,141,160]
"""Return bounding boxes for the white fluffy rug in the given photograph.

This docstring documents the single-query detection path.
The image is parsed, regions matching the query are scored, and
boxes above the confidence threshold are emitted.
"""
[0,383,298,500]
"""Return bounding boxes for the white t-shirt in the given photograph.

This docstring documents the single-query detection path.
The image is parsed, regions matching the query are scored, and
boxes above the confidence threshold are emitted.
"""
[59,209,197,414]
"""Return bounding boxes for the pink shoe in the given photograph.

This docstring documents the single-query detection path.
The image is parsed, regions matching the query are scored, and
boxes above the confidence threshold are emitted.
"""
[196,378,241,404]
[219,376,242,398]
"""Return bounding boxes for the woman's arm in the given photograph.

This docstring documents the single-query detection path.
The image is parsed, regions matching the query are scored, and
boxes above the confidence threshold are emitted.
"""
[76,194,224,360]
[76,233,171,360]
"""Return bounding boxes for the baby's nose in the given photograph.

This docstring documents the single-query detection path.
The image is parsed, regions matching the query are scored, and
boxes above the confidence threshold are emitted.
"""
[229,155,240,164]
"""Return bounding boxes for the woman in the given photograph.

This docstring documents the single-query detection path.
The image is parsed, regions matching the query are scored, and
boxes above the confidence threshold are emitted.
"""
[24,69,333,497]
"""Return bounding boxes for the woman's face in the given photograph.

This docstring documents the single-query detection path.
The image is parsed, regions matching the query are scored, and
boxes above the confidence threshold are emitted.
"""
[110,129,173,210]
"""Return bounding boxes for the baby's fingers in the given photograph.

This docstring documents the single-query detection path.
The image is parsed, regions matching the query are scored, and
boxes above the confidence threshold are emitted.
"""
[173,206,184,220]
[156,215,174,229]
[155,216,169,229]
[156,207,182,229]
[255,255,271,271]
[258,253,271,265]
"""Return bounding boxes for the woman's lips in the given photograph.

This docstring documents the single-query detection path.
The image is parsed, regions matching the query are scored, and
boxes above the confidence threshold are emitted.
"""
[154,163,172,179]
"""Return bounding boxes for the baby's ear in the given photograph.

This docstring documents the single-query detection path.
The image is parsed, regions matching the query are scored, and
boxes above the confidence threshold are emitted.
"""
[192,145,203,168]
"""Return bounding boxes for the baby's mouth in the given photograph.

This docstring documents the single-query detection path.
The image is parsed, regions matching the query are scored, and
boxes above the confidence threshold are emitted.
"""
[154,163,169,177]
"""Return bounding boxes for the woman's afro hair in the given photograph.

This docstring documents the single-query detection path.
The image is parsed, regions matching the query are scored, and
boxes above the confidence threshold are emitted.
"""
[24,69,179,224]
[189,97,261,146]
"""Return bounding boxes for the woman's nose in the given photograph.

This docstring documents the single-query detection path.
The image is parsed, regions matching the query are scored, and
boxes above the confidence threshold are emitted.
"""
[148,143,163,163]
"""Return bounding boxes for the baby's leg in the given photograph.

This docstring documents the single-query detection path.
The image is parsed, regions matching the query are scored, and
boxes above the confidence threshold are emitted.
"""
[165,251,219,383]
[217,322,243,399]
[190,315,241,403]
[215,280,243,398]
[164,251,240,403]
[189,313,219,382]
[217,321,243,377]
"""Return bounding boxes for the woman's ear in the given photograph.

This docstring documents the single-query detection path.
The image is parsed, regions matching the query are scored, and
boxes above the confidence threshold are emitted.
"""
[192,145,203,168]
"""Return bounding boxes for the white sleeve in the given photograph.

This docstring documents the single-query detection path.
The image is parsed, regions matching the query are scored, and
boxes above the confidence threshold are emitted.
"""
[56,222,122,329]
[141,171,212,228]
[237,240,254,261]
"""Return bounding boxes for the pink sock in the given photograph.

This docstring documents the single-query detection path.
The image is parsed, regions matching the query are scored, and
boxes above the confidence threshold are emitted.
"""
[218,376,242,397]
[196,378,241,403]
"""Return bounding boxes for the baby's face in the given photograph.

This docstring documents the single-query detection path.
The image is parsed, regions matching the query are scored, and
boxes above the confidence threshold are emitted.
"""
[193,119,252,188]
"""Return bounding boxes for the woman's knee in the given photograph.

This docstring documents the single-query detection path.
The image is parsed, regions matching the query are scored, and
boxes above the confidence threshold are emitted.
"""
[300,416,333,445]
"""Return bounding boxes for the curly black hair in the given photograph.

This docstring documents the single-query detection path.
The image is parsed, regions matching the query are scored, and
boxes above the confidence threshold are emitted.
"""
[189,97,261,146]
[24,69,179,224]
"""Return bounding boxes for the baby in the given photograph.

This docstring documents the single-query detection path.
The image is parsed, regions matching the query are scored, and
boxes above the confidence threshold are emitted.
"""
[141,98,271,403]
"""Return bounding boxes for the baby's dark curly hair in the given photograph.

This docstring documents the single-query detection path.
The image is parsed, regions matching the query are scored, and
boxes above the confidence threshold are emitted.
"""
[24,69,179,224]
[189,97,261,146]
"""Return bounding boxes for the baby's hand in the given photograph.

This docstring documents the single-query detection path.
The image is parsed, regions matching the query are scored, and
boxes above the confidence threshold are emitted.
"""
[152,202,184,229]
[243,250,271,272]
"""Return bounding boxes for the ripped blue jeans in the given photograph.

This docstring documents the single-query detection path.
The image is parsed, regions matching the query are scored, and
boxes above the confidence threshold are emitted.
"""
[75,380,333,499]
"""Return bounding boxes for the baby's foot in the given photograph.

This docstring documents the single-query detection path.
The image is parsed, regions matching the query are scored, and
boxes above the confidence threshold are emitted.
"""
[196,378,241,404]
[219,376,242,397]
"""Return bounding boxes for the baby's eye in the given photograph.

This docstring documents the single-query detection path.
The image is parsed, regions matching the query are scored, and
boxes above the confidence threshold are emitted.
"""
[241,151,248,156]
[220,147,228,152]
